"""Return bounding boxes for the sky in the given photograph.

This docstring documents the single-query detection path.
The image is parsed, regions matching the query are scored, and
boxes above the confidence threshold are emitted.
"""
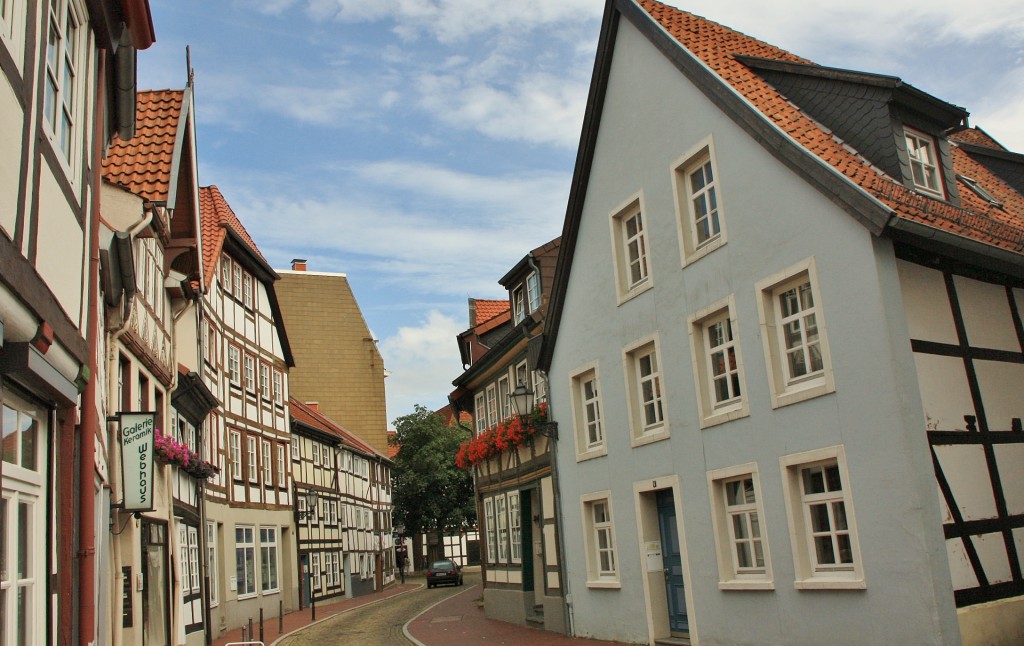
[138,0,1024,427]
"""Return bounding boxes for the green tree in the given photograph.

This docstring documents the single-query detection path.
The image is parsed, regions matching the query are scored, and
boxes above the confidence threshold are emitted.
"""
[390,405,475,557]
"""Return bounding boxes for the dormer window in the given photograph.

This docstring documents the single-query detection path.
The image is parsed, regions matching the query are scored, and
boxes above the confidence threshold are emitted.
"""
[904,128,943,197]
[512,285,526,324]
[527,272,541,312]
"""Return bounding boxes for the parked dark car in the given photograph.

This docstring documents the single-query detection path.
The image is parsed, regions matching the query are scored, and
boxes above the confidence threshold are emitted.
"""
[426,559,463,588]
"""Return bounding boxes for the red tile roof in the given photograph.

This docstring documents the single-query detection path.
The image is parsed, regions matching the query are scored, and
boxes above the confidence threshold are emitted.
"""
[638,0,1024,254]
[473,299,510,327]
[950,127,1007,151]
[102,90,184,202]
[198,185,268,286]
[289,398,389,461]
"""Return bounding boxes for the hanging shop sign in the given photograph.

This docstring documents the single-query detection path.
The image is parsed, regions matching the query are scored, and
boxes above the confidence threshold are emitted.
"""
[120,412,156,512]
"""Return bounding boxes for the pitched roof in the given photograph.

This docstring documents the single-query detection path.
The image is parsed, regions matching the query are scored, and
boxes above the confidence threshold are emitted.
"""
[198,185,268,287]
[290,398,390,461]
[473,299,510,327]
[635,0,1023,254]
[102,90,184,202]
[540,0,1024,370]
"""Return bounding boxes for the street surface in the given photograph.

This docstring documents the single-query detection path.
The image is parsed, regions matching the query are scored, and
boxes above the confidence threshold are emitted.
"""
[279,572,478,646]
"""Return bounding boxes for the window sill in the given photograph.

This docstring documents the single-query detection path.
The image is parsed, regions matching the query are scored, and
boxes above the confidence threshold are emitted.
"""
[616,280,654,307]
[682,236,726,268]
[794,577,865,590]
[719,579,774,591]
[586,580,621,589]
[237,592,258,601]
[576,446,608,463]
[631,428,669,448]
[770,377,835,409]
[261,589,281,596]
[699,403,749,429]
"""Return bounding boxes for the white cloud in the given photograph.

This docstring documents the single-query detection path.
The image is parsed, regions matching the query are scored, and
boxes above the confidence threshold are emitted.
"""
[417,71,589,148]
[379,310,466,423]
[305,0,603,43]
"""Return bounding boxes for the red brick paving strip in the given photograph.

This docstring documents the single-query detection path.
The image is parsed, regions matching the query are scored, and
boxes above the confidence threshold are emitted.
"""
[212,582,421,646]
[406,583,635,646]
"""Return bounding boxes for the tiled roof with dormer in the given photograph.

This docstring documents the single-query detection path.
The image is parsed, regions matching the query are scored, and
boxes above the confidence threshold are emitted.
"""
[637,0,1024,254]
[198,185,268,287]
[950,127,1007,151]
[102,90,183,203]
[473,299,510,327]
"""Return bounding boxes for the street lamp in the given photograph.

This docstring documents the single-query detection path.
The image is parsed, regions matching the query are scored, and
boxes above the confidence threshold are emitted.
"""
[297,489,319,521]
[509,381,558,439]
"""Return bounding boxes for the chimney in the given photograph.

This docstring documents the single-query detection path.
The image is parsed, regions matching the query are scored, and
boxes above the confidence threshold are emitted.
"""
[291,258,307,271]
[305,401,319,412]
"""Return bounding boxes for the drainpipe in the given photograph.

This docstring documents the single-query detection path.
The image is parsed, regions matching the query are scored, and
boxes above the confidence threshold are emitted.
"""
[541,368,574,637]
[77,48,107,646]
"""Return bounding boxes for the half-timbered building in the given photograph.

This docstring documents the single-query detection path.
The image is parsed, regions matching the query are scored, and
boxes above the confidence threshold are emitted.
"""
[101,82,217,646]
[0,2,154,644]
[451,238,566,633]
[540,1,1024,644]
[289,398,395,602]
[198,185,298,633]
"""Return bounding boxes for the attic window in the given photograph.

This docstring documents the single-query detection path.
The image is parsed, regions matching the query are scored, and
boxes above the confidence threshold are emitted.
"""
[904,128,944,197]
[957,175,1003,208]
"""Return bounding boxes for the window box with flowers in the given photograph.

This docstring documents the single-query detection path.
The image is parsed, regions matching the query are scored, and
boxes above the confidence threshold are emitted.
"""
[455,403,549,469]
[154,432,221,480]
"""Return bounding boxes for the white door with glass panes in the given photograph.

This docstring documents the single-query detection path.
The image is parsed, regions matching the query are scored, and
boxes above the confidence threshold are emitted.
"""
[2,392,49,646]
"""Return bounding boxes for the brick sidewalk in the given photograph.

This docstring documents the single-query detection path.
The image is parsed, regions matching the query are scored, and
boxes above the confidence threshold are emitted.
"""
[405,583,634,646]
[212,581,420,646]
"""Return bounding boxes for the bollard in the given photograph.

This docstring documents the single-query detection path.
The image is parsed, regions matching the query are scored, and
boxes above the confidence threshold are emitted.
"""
[259,607,264,643]
[248,617,253,642]
[241,626,247,642]
[279,600,284,634]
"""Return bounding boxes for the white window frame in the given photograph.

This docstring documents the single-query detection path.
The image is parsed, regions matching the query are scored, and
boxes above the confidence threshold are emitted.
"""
[229,431,242,480]
[273,370,283,404]
[474,393,487,434]
[247,436,258,482]
[780,445,865,589]
[207,522,219,607]
[497,375,511,422]
[243,354,255,393]
[569,361,606,461]
[43,0,82,168]
[688,295,749,428]
[904,127,944,197]
[260,526,280,593]
[243,273,253,309]
[276,444,286,487]
[260,363,270,399]
[496,495,509,562]
[235,525,257,598]
[291,436,300,462]
[485,384,498,429]
[674,137,727,265]
[755,258,835,409]
[261,439,272,485]
[233,263,243,299]
[484,497,497,564]
[221,256,232,293]
[508,491,522,564]
[623,335,668,447]
[0,0,26,73]
[609,194,653,304]
[581,491,619,588]
[512,285,526,324]
[227,345,240,385]
[526,271,541,313]
[708,463,773,590]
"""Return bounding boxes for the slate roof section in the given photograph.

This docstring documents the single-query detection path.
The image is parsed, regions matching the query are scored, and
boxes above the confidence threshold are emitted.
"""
[290,398,391,462]
[102,89,183,202]
[198,185,268,287]
[636,0,1024,254]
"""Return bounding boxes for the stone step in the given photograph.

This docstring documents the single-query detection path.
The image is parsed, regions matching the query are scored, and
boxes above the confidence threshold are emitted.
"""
[654,637,690,646]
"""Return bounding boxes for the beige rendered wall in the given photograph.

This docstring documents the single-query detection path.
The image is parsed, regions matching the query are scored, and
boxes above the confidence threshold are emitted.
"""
[276,270,388,452]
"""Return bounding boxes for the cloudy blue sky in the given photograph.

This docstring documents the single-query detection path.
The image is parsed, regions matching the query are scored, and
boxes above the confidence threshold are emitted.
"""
[138,0,1024,426]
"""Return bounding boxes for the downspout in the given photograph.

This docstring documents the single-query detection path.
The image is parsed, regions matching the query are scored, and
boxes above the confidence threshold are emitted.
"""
[541,367,573,637]
[78,48,107,646]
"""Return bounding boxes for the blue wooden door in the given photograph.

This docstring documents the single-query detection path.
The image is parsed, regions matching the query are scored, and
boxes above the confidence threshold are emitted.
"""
[657,490,688,633]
